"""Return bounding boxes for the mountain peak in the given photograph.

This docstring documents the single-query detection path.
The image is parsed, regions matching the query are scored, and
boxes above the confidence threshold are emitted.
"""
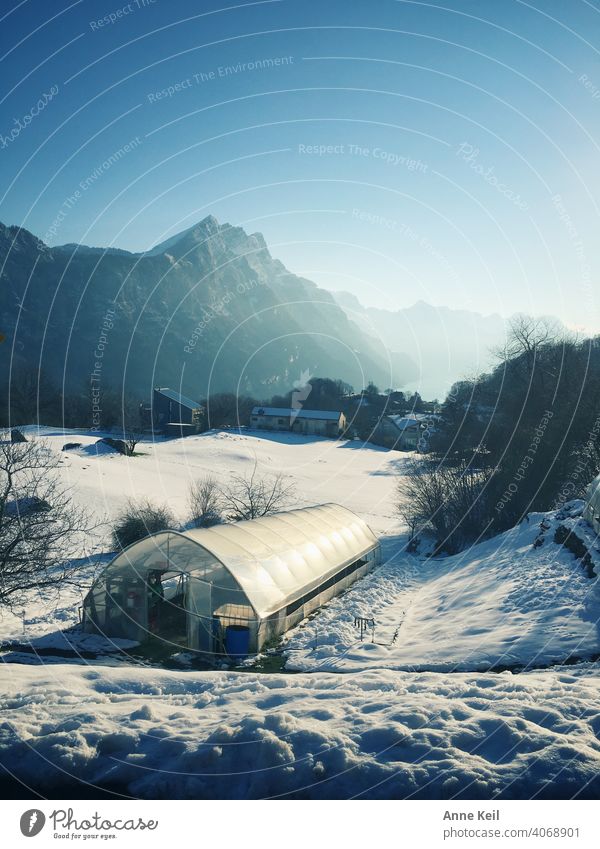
[188,214,220,235]
[145,214,242,256]
[144,215,273,265]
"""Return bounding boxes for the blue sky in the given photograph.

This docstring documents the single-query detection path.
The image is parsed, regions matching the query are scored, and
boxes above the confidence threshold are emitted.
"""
[1,0,599,330]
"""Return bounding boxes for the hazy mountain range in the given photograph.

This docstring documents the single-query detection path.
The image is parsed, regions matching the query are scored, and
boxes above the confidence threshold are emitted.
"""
[1,215,516,402]
[331,292,509,399]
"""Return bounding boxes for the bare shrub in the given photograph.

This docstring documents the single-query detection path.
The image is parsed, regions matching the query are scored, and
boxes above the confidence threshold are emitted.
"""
[112,498,175,550]
[188,475,222,527]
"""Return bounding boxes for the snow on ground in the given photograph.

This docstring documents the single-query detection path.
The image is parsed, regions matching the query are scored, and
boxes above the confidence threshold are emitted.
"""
[19,425,401,535]
[0,551,113,646]
[2,429,599,673]
[1,661,600,799]
[285,509,600,672]
[0,427,402,644]
[2,427,600,799]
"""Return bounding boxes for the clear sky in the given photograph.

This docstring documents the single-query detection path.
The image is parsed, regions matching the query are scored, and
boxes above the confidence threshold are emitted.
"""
[1,0,599,330]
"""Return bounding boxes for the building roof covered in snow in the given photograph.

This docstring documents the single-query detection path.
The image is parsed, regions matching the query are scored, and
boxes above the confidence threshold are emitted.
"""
[386,415,423,432]
[154,387,201,411]
[251,406,343,422]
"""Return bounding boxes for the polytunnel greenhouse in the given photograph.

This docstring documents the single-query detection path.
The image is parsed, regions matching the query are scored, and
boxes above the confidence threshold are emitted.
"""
[83,503,381,657]
[584,473,600,534]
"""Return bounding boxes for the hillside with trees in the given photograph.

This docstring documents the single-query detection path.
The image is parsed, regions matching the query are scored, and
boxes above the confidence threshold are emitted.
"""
[400,317,600,552]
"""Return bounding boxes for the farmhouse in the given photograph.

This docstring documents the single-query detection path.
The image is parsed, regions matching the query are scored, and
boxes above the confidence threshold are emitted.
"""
[250,406,346,438]
[82,503,380,657]
[140,387,204,436]
[371,415,424,451]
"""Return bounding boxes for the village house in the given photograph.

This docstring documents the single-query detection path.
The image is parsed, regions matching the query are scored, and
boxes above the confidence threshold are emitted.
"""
[371,415,423,450]
[140,387,205,436]
[370,414,431,451]
[250,406,346,438]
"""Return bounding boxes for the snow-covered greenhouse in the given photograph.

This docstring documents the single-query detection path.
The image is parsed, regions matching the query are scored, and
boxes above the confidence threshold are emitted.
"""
[83,503,380,657]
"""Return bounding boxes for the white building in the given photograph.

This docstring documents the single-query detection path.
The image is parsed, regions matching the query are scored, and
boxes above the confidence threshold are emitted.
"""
[250,406,346,438]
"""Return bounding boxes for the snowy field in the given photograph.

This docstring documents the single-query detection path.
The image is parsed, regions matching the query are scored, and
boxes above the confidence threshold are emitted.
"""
[1,427,600,799]
[2,662,600,799]
[27,425,402,534]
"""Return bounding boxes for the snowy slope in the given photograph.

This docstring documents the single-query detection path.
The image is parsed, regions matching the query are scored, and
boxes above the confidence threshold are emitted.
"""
[285,510,600,672]
[1,662,600,799]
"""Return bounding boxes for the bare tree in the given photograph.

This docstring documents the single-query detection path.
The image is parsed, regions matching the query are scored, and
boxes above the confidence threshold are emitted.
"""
[123,430,141,456]
[119,394,144,455]
[489,315,573,399]
[220,461,295,521]
[397,458,493,554]
[493,315,565,376]
[398,458,447,540]
[188,475,222,527]
[496,315,557,358]
[0,435,92,608]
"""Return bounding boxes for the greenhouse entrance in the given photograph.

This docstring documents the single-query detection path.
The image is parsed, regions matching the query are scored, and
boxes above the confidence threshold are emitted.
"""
[147,570,188,646]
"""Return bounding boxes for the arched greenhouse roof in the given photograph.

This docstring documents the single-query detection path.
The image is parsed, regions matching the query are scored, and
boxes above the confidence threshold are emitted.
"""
[106,503,379,619]
[586,474,600,497]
